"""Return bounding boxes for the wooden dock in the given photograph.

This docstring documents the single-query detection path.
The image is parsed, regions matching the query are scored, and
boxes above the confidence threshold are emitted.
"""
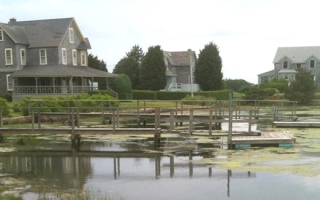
[231,132,296,149]
[273,121,320,128]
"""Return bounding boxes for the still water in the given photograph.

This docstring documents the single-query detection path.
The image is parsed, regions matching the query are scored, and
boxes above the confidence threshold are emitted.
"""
[0,122,319,199]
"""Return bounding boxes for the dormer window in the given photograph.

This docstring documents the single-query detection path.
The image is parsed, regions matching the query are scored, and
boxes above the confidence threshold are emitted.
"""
[0,29,3,41]
[283,60,288,69]
[39,49,47,65]
[81,50,86,66]
[310,59,315,69]
[5,48,12,65]
[72,49,77,66]
[69,28,74,43]
[20,49,26,65]
[62,48,67,65]
[297,64,301,68]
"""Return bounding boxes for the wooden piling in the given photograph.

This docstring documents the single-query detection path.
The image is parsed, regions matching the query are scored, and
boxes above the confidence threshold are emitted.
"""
[170,109,174,133]
[71,108,75,145]
[209,110,212,136]
[228,94,232,149]
[31,109,34,132]
[249,110,252,133]
[112,110,116,134]
[0,108,2,127]
[189,109,193,135]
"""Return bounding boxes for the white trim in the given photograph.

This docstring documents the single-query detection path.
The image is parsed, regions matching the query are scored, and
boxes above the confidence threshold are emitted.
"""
[309,59,315,69]
[62,48,67,65]
[81,50,86,66]
[39,49,47,65]
[0,29,3,41]
[72,49,77,66]
[5,48,13,65]
[69,28,74,43]
[20,48,26,65]
[6,74,13,91]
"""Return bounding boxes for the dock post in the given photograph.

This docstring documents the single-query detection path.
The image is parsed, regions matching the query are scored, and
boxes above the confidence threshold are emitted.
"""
[37,102,41,128]
[175,101,178,126]
[228,93,233,149]
[209,110,212,136]
[0,108,2,127]
[170,109,174,133]
[189,109,193,135]
[31,109,34,132]
[143,100,146,112]
[170,156,174,177]
[137,101,140,127]
[116,108,119,128]
[101,103,105,124]
[76,107,80,128]
[112,110,116,134]
[181,102,183,115]
[154,108,161,147]
[71,108,75,145]
[248,110,252,133]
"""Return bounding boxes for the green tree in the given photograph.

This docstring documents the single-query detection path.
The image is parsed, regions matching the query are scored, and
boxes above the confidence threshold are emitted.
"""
[261,78,288,93]
[113,57,140,89]
[224,79,252,92]
[111,74,132,93]
[139,45,166,90]
[244,85,267,100]
[284,68,315,105]
[126,44,145,63]
[88,54,108,90]
[195,42,223,91]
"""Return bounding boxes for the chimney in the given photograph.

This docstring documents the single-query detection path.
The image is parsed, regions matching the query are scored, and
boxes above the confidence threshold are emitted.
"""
[9,18,16,23]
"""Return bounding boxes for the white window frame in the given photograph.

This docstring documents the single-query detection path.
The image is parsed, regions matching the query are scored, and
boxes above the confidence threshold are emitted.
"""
[309,59,315,69]
[39,49,47,65]
[20,48,26,65]
[6,74,13,91]
[81,51,86,66]
[5,48,13,65]
[0,29,3,41]
[62,48,67,65]
[69,28,74,43]
[283,60,288,69]
[72,49,77,66]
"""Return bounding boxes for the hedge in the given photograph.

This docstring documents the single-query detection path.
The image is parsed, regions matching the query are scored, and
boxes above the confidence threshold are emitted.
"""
[156,91,190,100]
[195,90,233,100]
[132,90,157,100]
[118,93,133,100]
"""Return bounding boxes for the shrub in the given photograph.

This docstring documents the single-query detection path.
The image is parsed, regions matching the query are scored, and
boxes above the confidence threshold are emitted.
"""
[0,97,10,117]
[263,88,277,97]
[111,74,132,93]
[156,91,189,100]
[182,95,216,106]
[196,90,233,100]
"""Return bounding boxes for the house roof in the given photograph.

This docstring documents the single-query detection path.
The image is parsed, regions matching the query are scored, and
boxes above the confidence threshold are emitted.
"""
[3,17,90,49]
[258,69,274,77]
[163,51,196,66]
[277,69,296,74]
[273,46,320,63]
[11,65,117,78]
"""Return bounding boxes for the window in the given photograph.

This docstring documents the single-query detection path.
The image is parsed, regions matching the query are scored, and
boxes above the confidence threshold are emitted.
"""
[283,60,288,69]
[39,49,47,65]
[72,49,77,65]
[20,49,26,65]
[69,28,74,43]
[311,75,316,81]
[81,51,86,66]
[297,64,301,68]
[0,29,3,41]
[5,48,12,65]
[310,60,315,68]
[6,74,13,91]
[62,48,67,65]
[284,74,288,80]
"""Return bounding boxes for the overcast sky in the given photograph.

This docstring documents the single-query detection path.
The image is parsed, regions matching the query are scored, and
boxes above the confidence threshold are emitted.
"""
[1,0,319,83]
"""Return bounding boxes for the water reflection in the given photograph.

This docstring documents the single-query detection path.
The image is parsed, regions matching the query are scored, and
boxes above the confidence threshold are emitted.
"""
[0,143,257,199]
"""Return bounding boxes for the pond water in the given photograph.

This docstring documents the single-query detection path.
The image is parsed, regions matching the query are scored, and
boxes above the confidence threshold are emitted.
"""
[0,121,320,199]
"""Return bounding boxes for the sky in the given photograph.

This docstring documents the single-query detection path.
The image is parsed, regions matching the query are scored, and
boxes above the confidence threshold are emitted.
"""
[1,0,320,84]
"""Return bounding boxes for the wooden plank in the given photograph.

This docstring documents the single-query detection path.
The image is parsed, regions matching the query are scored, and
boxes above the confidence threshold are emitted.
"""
[273,121,320,128]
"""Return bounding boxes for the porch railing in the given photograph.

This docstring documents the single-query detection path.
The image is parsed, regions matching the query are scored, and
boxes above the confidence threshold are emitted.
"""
[13,86,98,94]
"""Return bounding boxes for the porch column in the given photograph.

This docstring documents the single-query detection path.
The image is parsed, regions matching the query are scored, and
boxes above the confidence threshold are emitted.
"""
[106,78,108,89]
[92,77,94,90]
[35,78,38,94]
[69,77,73,94]
[52,78,55,94]
[81,77,84,93]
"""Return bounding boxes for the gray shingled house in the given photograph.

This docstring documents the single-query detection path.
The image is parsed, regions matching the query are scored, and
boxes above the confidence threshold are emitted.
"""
[258,46,320,91]
[163,49,200,92]
[0,17,116,101]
